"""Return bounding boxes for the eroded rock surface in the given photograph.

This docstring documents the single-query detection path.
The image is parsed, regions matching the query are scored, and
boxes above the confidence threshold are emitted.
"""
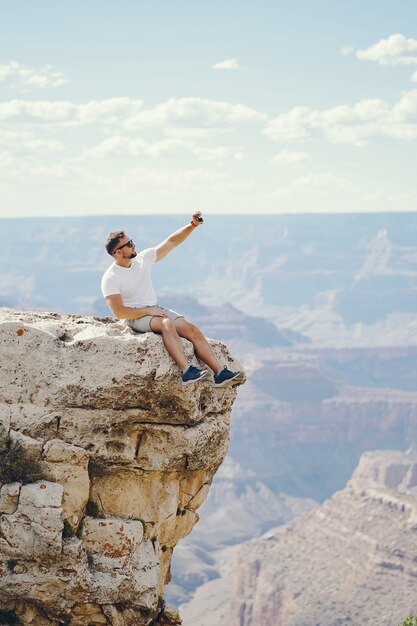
[0,309,243,625]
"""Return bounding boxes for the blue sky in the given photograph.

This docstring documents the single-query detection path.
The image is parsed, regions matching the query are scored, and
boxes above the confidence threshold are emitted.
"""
[1,0,417,217]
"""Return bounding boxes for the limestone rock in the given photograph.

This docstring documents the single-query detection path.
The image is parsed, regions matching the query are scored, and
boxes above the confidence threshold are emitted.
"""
[81,517,159,606]
[0,309,239,425]
[352,448,417,491]
[42,438,90,526]
[229,450,417,626]
[0,480,63,560]
[0,309,242,624]
[0,482,21,514]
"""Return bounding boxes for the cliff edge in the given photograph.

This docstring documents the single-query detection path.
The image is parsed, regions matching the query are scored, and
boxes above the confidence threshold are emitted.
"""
[0,309,243,626]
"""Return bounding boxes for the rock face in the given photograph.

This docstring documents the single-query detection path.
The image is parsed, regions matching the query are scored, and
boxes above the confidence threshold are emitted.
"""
[231,374,417,500]
[229,450,417,626]
[0,308,242,625]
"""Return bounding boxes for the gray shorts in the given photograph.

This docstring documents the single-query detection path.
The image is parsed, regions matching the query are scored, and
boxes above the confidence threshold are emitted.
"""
[126,306,184,333]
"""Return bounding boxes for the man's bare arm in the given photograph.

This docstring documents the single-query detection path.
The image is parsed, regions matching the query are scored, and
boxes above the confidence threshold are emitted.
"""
[155,211,202,262]
[105,294,168,320]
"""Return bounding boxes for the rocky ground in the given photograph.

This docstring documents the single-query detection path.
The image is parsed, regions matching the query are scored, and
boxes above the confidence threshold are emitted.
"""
[0,308,244,625]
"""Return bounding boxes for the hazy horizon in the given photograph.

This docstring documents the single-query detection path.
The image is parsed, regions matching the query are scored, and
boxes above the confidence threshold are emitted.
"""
[1,209,417,220]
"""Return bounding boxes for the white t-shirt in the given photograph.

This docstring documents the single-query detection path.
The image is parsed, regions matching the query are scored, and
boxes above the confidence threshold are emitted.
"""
[101,247,157,308]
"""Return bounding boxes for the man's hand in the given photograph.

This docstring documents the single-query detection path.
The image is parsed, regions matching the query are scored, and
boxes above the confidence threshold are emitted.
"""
[191,210,203,226]
[149,307,169,317]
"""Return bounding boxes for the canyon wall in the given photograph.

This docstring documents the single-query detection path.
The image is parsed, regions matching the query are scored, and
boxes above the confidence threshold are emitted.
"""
[229,450,417,626]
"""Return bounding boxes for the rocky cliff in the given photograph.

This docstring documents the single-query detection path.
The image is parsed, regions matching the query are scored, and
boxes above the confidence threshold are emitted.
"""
[0,309,242,626]
[229,449,417,626]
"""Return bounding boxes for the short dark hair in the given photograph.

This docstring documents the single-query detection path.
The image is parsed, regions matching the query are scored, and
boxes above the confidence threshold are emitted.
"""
[105,231,125,256]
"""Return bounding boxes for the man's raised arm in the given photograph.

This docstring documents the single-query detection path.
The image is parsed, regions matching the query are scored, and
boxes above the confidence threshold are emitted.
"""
[155,211,203,262]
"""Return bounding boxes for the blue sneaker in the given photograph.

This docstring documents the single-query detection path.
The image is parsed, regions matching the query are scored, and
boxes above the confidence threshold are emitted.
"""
[213,366,245,389]
[181,365,210,386]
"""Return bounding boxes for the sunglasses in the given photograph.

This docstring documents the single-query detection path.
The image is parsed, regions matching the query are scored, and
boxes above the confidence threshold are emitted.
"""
[114,239,134,252]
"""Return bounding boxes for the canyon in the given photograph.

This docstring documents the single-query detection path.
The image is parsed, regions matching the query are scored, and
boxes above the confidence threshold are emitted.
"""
[3,214,417,624]
[229,449,417,626]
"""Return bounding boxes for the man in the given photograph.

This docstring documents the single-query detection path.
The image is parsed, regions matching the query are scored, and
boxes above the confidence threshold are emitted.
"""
[101,211,244,388]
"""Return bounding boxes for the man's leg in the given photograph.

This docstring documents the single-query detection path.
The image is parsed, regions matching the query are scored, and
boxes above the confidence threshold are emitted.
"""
[150,316,189,371]
[174,318,222,374]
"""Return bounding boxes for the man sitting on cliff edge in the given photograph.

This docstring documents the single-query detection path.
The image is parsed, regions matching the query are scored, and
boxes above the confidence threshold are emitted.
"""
[101,211,244,388]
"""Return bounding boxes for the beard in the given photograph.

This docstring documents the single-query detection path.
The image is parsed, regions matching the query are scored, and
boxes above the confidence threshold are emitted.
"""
[129,251,137,259]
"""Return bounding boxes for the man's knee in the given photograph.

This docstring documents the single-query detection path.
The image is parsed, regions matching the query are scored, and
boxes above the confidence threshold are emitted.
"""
[150,316,175,333]
[160,317,177,333]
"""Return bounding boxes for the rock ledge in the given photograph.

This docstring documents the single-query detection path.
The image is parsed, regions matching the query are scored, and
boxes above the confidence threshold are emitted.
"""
[0,309,242,625]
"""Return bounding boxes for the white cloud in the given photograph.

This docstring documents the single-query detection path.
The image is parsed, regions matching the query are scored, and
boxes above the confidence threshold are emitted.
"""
[264,89,417,145]
[193,146,245,161]
[123,97,265,129]
[272,150,308,166]
[0,97,144,125]
[269,173,416,213]
[0,99,74,121]
[122,166,226,194]
[341,45,354,56]
[0,60,68,90]
[0,96,264,134]
[114,166,254,200]
[0,159,92,186]
[164,126,233,139]
[293,172,355,192]
[28,164,78,180]
[213,58,242,70]
[76,98,144,125]
[84,135,245,163]
[411,69,417,83]
[85,136,185,159]
[0,128,63,167]
[356,34,417,66]
[253,172,417,214]
[12,137,63,154]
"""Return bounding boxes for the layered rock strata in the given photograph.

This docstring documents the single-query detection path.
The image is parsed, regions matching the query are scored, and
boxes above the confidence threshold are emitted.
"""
[230,450,417,626]
[231,375,417,500]
[0,309,242,625]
